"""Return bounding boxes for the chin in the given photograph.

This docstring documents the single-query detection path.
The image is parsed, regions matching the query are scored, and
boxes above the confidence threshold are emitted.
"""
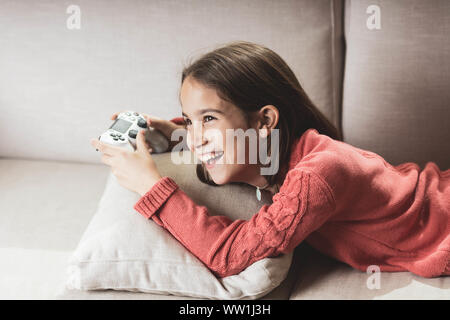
[208,167,231,185]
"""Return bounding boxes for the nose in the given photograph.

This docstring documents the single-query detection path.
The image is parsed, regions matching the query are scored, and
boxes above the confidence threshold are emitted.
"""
[188,120,208,151]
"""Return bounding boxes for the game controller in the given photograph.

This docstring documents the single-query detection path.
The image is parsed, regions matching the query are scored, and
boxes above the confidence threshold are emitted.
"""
[98,111,169,153]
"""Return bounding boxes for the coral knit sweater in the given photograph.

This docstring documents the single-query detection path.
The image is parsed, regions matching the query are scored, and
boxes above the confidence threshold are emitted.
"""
[134,127,450,278]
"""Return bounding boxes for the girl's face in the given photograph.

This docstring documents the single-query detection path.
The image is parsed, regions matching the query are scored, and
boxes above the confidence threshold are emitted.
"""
[180,76,264,186]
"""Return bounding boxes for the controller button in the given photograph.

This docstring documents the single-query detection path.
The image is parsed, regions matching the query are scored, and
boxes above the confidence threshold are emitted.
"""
[119,137,125,141]
[133,112,139,116]
[130,117,135,121]
[128,130,138,139]
[126,112,131,116]
[113,137,119,141]
[137,118,147,128]
[110,133,116,137]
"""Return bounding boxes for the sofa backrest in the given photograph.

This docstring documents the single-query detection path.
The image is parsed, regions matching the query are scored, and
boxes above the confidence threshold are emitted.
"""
[342,0,450,169]
[0,0,344,164]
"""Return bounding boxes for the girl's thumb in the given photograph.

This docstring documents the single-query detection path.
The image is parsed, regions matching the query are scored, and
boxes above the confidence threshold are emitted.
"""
[136,130,150,152]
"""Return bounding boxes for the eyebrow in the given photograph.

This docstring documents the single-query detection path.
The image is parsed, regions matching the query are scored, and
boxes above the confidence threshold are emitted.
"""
[182,108,225,118]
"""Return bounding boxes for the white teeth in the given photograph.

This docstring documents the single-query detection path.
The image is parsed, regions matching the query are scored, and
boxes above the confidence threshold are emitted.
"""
[200,151,223,163]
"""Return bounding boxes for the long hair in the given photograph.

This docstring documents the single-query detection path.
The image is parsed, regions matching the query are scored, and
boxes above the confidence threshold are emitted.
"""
[180,41,342,186]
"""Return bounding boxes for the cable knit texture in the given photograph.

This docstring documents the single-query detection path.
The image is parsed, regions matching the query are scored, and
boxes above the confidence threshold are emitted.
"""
[134,127,450,278]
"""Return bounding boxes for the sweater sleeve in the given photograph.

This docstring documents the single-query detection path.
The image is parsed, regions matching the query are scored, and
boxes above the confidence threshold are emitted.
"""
[133,168,336,277]
[169,117,185,125]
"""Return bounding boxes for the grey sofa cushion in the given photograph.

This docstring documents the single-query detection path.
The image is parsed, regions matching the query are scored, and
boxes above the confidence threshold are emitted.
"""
[0,0,344,163]
[289,243,450,300]
[0,159,110,299]
[342,0,450,169]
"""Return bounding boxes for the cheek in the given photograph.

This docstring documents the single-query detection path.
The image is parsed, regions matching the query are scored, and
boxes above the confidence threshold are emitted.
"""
[208,134,255,184]
[223,136,251,165]
[186,131,193,150]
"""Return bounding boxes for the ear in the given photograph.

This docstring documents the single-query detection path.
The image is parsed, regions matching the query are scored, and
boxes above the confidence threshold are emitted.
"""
[255,105,279,138]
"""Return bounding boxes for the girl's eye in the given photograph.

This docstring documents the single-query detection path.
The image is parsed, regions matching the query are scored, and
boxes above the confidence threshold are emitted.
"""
[184,116,216,126]
[204,115,216,123]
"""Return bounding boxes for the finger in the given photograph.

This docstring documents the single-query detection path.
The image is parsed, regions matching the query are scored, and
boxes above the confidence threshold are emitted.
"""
[146,116,164,129]
[136,130,150,153]
[90,139,123,156]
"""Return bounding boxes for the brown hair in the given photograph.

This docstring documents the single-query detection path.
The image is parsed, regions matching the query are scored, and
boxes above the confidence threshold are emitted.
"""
[181,41,342,186]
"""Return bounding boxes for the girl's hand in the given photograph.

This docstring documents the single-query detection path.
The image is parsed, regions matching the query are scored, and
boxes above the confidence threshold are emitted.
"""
[90,130,162,196]
[111,111,185,151]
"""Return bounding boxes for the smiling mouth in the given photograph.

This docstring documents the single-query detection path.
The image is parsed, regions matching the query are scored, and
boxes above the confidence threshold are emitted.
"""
[200,151,224,165]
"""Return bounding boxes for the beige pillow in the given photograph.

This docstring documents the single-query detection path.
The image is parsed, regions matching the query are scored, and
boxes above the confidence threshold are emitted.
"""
[65,152,292,299]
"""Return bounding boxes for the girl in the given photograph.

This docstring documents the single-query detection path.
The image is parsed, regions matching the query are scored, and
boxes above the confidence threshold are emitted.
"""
[91,41,449,278]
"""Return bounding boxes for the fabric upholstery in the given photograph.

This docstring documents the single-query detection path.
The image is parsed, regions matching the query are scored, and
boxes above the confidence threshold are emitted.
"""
[342,0,450,169]
[0,159,110,299]
[289,243,450,299]
[0,0,344,163]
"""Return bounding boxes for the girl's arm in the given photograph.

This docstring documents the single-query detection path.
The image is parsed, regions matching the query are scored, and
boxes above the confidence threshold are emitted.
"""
[134,167,336,278]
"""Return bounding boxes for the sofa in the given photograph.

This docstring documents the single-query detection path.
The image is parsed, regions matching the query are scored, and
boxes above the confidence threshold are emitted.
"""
[1,0,449,299]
